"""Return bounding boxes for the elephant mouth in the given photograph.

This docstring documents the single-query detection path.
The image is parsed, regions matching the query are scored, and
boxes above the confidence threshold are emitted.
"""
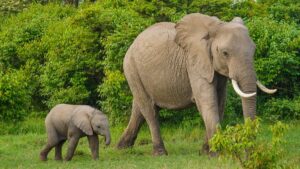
[230,78,277,98]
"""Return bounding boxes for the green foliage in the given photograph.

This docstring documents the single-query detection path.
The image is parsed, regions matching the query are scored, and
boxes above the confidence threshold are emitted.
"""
[39,18,101,107]
[0,4,76,120]
[98,70,132,124]
[262,97,300,121]
[0,69,32,122]
[0,3,75,71]
[248,17,300,92]
[267,1,300,24]
[209,119,289,169]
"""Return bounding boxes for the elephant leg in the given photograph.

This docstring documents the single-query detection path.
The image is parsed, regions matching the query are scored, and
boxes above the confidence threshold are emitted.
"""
[199,101,220,155]
[40,143,57,161]
[139,102,167,156]
[216,73,227,122]
[40,129,59,161]
[55,140,66,161]
[117,99,145,149]
[191,80,220,155]
[87,135,99,160]
[122,62,166,155]
[65,136,80,161]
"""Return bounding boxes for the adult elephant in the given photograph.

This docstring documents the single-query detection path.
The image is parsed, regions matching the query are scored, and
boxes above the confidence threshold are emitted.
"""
[117,13,276,155]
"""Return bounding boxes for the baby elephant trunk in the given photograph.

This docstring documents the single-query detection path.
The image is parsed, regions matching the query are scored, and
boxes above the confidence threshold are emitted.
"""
[105,132,111,145]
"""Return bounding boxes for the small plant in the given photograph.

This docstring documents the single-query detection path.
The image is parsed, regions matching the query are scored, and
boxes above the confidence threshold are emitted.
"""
[209,118,289,169]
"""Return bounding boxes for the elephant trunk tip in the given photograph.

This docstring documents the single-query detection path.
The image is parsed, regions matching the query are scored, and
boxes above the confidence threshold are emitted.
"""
[105,133,111,146]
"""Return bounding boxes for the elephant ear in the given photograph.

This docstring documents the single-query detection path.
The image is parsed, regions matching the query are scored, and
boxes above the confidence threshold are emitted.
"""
[71,107,93,136]
[175,13,222,83]
[231,17,244,25]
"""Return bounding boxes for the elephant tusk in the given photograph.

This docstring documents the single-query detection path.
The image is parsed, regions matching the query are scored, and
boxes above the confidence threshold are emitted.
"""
[232,80,256,98]
[256,80,277,94]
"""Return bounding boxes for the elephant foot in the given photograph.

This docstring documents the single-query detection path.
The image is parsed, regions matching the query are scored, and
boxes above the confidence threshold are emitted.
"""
[200,143,209,155]
[64,157,72,161]
[199,143,217,157]
[92,155,99,160]
[39,152,47,161]
[54,156,63,161]
[152,147,168,156]
[117,136,135,149]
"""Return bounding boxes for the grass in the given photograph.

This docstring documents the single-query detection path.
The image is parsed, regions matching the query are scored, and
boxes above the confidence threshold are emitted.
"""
[0,119,299,169]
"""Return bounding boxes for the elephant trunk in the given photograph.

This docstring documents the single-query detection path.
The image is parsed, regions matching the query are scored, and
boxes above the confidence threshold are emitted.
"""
[238,71,257,120]
[105,131,111,145]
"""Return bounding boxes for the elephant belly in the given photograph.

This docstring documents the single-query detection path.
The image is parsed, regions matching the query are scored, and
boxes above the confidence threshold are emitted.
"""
[144,82,194,110]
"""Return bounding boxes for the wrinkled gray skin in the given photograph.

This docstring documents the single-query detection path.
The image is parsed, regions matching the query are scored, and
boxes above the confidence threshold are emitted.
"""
[40,104,110,161]
[117,13,258,155]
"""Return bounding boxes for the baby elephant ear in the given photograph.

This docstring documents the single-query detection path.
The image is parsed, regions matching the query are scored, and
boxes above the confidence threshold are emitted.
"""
[231,17,244,25]
[72,107,93,136]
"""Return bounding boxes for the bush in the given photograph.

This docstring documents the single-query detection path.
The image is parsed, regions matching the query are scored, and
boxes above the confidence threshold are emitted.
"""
[262,97,300,121]
[39,18,101,107]
[0,4,75,70]
[98,70,132,124]
[0,4,76,112]
[209,119,289,169]
[247,17,300,91]
[0,69,32,122]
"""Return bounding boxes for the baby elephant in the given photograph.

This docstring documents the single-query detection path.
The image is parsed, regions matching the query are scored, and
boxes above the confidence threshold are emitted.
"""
[40,104,111,161]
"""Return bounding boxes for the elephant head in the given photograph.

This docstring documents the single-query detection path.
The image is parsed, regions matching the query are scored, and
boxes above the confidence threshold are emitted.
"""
[72,108,111,145]
[90,111,111,145]
[175,14,276,119]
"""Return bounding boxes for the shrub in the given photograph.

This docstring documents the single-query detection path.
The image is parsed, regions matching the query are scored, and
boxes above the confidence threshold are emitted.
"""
[98,70,132,124]
[39,18,101,107]
[261,97,300,121]
[268,2,300,24]
[0,4,75,70]
[209,119,289,169]
[0,69,32,122]
[0,4,76,112]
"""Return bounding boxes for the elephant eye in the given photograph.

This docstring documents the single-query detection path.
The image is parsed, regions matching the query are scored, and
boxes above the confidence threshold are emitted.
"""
[222,51,229,57]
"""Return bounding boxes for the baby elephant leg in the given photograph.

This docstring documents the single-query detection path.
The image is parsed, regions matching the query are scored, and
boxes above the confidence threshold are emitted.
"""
[40,143,56,161]
[87,135,99,160]
[40,133,59,161]
[55,140,66,160]
[65,136,80,161]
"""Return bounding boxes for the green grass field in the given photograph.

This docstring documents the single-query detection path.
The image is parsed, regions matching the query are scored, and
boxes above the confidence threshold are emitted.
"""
[0,119,299,169]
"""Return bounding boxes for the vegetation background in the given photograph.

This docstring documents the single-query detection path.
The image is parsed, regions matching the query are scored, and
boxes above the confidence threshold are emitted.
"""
[0,0,299,168]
